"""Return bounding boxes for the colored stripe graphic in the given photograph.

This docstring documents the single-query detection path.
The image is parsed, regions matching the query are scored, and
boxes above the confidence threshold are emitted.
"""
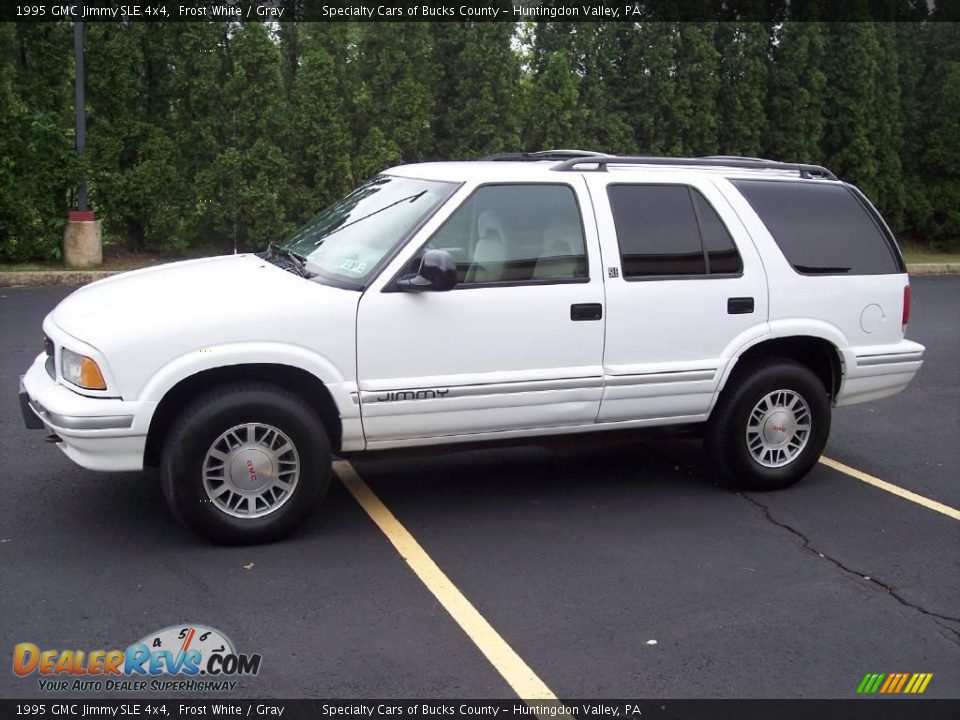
[893,673,910,693]
[857,673,886,693]
[857,672,932,694]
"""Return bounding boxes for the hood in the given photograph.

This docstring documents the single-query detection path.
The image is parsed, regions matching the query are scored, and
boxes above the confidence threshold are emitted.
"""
[52,255,289,330]
[47,254,360,399]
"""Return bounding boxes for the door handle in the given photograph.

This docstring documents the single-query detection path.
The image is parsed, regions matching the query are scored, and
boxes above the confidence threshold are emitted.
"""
[727,297,755,314]
[571,303,603,321]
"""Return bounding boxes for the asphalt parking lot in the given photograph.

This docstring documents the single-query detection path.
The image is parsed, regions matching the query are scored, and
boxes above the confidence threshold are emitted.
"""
[1,277,958,702]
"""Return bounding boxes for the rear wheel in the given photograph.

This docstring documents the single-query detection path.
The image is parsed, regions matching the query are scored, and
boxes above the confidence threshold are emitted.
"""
[706,358,830,490]
[161,382,331,544]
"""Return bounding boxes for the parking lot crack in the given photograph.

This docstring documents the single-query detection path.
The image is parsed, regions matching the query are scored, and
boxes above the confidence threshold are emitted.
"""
[740,492,960,640]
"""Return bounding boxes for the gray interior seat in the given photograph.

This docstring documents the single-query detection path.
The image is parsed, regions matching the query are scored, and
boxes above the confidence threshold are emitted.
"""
[533,222,582,279]
[465,210,507,283]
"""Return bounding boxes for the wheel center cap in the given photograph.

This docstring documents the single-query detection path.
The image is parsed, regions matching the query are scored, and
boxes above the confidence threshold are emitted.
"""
[229,448,274,492]
[763,411,794,446]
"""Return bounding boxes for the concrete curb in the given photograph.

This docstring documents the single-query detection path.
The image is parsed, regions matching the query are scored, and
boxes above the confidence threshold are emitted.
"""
[906,263,960,275]
[1,263,958,287]
[0,270,122,287]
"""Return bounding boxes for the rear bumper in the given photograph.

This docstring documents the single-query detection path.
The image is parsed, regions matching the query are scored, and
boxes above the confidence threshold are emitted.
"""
[836,340,925,406]
[20,353,155,471]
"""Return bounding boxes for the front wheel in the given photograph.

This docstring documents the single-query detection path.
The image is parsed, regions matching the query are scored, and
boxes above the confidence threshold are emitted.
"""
[161,382,331,544]
[706,358,831,491]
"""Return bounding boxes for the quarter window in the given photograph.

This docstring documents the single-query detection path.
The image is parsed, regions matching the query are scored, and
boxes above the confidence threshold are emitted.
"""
[731,180,902,275]
[607,185,742,278]
[420,184,587,285]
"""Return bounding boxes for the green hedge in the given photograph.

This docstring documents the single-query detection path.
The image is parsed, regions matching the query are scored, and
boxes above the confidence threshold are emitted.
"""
[1,17,959,262]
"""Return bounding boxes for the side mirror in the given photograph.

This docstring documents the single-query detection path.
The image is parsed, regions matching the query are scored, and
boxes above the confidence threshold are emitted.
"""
[396,249,458,292]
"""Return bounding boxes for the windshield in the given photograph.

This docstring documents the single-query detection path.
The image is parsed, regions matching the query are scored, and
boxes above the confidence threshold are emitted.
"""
[282,175,456,286]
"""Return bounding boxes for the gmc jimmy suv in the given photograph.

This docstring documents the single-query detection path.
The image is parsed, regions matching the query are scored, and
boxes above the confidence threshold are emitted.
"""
[20,151,924,543]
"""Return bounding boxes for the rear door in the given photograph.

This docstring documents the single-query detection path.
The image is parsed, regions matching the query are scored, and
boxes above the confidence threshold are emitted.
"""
[584,174,769,423]
[355,181,606,446]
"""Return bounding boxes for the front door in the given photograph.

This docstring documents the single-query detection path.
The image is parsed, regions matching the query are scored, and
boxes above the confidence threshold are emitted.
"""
[356,181,606,446]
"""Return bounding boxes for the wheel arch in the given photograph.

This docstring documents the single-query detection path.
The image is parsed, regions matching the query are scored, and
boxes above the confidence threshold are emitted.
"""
[144,364,343,468]
[721,335,844,401]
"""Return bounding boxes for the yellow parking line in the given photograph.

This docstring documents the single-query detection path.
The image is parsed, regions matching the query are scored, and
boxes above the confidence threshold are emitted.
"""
[333,460,560,703]
[819,456,960,522]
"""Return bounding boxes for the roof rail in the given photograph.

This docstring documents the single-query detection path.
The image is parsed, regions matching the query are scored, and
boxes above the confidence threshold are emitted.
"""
[699,155,777,163]
[483,149,612,162]
[551,155,838,181]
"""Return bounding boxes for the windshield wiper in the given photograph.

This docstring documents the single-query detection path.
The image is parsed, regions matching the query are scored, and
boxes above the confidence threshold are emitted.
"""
[264,242,315,279]
[301,191,428,246]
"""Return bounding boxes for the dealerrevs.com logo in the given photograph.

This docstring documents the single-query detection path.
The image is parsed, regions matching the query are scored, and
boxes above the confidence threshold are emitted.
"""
[13,624,261,692]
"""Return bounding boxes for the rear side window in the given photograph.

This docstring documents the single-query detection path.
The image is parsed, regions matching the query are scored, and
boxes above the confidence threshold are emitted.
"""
[607,185,742,278]
[731,180,903,275]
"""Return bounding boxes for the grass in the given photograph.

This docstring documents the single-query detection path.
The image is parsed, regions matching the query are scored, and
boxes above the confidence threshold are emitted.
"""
[0,260,163,272]
[0,252,200,273]
[900,242,960,264]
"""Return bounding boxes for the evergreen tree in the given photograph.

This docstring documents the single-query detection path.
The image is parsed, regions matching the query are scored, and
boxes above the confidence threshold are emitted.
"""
[354,23,434,164]
[0,23,75,261]
[196,22,292,252]
[765,19,827,162]
[913,20,960,249]
[432,22,521,158]
[287,24,355,220]
[615,22,682,154]
[869,22,906,228]
[674,23,721,155]
[524,51,582,149]
[716,21,770,157]
[822,19,881,196]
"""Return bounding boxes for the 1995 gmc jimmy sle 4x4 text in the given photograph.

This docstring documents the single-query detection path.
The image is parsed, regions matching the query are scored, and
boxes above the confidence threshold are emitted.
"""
[19,152,925,543]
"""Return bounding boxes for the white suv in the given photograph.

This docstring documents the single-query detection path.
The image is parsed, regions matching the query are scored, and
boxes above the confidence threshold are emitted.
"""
[19,152,925,543]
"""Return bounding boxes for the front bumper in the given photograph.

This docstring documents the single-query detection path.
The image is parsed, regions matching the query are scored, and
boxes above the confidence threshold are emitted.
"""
[20,353,155,471]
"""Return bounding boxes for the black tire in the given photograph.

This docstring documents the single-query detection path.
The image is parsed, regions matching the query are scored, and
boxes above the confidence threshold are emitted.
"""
[705,358,830,491]
[160,382,331,544]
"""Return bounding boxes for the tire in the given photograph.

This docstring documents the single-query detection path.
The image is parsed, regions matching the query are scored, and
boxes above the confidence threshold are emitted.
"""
[705,358,830,491]
[160,382,331,544]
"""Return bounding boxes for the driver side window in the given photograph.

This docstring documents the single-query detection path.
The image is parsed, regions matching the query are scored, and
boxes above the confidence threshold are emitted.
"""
[408,184,587,285]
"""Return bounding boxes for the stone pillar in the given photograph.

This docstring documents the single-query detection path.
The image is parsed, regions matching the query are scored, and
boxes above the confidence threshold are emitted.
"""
[63,210,102,268]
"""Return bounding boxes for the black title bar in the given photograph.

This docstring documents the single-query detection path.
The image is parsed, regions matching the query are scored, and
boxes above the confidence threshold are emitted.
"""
[3,699,960,720]
[1,0,951,23]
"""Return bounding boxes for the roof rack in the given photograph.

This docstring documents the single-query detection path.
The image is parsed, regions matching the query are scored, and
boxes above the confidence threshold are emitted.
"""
[483,149,612,162]
[551,155,838,181]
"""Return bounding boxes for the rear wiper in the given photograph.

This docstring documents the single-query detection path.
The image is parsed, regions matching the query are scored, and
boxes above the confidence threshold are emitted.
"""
[264,242,315,279]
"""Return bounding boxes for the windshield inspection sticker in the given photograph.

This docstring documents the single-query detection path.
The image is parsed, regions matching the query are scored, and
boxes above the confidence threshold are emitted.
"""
[12,624,261,693]
[338,259,368,274]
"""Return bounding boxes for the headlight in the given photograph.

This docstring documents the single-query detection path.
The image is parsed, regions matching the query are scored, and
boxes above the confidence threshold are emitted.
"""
[61,348,107,390]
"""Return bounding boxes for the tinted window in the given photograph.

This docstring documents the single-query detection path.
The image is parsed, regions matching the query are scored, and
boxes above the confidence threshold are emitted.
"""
[608,185,705,276]
[607,185,742,277]
[732,180,901,275]
[693,191,742,274]
[421,184,586,284]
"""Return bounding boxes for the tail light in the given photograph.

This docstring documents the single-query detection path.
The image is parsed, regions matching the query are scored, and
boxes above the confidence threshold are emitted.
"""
[902,284,911,333]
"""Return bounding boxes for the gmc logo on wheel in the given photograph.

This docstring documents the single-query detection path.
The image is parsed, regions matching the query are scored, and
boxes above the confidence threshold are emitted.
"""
[246,459,257,483]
